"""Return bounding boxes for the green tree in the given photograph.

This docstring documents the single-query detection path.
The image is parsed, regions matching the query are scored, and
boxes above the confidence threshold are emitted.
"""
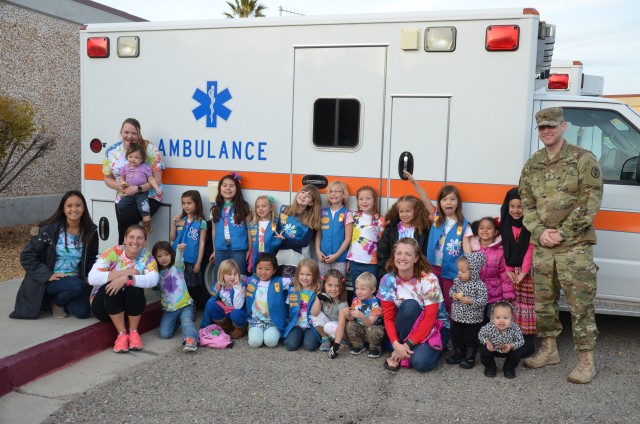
[0,95,55,193]
[224,0,267,18]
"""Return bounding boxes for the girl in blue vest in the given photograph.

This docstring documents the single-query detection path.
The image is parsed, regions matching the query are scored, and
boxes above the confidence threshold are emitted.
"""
[274,184,321,289]
[170,190,208,307]
[377,195,431,282]
[315,181,354,276]
[248,195,282,273]
[426,185,473,318]
[200,259,247,339]
[209,173,252,280]
[283,258,322,351]
[245,253,287,348]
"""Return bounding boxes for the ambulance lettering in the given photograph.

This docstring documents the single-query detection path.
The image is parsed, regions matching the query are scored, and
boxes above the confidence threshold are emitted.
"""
[157,139,267,160]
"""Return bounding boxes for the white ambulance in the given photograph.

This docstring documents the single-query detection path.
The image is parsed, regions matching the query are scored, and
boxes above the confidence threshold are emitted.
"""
[80,8,640,315]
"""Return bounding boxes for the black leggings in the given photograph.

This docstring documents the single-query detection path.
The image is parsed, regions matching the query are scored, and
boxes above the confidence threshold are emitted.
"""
[450,320,483,353]
[92,284,146,322]
[115,198,161,244]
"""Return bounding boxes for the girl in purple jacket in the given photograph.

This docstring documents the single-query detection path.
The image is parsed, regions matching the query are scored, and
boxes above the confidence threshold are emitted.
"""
[470,217,514,317]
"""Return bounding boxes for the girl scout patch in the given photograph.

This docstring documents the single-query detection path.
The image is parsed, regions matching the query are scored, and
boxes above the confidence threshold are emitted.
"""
[274,282,281,292]
[338,213,344,223]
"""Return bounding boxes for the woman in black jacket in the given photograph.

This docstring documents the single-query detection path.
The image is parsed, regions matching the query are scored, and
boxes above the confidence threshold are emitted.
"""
[10,191,98,319]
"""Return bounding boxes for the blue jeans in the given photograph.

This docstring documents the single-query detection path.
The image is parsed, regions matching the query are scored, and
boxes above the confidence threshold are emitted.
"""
[284,326,320,351]
[348,262,378,287]
[213,247,248,278]
[201,298,247,328]
[46,276,90,318]
[395,300,449,373]
[158,304,199,342]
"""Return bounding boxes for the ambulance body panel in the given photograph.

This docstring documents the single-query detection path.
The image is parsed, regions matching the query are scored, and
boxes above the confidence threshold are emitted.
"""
[81,9,640,314]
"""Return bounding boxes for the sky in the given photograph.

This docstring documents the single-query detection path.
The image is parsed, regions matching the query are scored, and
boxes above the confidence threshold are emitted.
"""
[96,0,639,94]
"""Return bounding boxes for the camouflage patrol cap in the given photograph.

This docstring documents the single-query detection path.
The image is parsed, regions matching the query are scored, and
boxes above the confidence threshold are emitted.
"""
[535,107,564,127]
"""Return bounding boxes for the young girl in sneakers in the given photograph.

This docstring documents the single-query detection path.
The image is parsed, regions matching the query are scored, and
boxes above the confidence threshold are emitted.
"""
[152,241,199,352]
[315,180,354,276]
[283,259,322,351]
[346,186,385,285]
[200,259,247,339]
[170,190,208,308]
[245,253,287,348]
[310,269,349,351]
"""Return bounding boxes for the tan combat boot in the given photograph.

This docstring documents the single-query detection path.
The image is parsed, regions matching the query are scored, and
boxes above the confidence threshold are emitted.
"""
[523,337,561,369]
[567,350,596,384]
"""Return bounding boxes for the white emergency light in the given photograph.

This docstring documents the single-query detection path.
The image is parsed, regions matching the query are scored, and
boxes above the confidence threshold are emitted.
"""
[424,27,456,52]
[117,36,140,58]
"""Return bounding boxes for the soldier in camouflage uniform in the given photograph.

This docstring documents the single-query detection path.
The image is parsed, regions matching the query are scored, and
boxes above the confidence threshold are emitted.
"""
[518,107,602,384]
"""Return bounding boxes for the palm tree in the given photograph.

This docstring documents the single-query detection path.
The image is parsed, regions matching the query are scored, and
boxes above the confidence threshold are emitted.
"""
[224,0,267,18]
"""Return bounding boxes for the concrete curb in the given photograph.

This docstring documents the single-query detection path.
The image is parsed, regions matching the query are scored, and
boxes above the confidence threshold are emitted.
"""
[0,301,162,397]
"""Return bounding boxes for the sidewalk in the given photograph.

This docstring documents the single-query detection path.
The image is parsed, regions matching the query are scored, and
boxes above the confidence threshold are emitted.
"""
[0,279,162,397]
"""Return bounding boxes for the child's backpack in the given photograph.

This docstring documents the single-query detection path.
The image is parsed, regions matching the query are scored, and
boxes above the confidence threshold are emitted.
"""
[198,324,233,349]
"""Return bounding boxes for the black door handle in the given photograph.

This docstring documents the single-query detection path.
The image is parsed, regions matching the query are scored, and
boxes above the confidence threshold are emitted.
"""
[398,151,414,180]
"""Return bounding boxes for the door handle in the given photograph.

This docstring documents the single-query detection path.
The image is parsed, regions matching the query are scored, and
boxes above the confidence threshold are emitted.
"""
[398,151,414,180]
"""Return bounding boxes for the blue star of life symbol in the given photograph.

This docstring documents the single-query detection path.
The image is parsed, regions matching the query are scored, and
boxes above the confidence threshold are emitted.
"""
[192,81,232,128]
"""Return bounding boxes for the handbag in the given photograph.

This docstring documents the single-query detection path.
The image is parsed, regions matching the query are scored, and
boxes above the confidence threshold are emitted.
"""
[198,324,233,349]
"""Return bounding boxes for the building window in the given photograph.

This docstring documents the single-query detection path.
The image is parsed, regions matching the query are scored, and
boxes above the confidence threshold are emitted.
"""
[313,98,361,148]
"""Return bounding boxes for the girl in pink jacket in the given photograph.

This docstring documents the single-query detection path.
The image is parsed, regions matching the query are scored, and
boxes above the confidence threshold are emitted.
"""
[470,217,515,316]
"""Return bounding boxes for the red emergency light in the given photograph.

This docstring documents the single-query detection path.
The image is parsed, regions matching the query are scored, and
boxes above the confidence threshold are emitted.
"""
[485,25,520,51]
[87,37,109,58]
[548,73,570,90]
[89,138,103,153]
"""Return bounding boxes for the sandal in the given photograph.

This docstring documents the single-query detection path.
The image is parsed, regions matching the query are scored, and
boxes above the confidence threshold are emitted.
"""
[384,355,401,371]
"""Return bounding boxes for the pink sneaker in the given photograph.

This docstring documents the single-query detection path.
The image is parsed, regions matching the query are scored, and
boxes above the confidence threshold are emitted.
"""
[128,330,143,351]
[113,332,129,353]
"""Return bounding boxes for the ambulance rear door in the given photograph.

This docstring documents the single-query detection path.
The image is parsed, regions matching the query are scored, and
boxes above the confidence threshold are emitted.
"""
[291,46,387,206]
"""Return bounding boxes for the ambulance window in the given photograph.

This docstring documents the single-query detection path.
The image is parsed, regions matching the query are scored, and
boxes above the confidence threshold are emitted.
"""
[563,108,640,183]
[313,98,361,148]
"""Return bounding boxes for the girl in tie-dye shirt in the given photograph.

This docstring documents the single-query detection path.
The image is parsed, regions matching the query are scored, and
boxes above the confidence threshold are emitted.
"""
[347,186,385,285]
[152,241,199,352]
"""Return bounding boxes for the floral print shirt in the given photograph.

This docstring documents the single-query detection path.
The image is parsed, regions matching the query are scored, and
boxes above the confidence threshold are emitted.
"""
[103,141,165,203]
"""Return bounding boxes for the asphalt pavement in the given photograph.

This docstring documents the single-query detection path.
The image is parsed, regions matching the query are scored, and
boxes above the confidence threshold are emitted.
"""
[2,312,636,423]
[1,274,639,424]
